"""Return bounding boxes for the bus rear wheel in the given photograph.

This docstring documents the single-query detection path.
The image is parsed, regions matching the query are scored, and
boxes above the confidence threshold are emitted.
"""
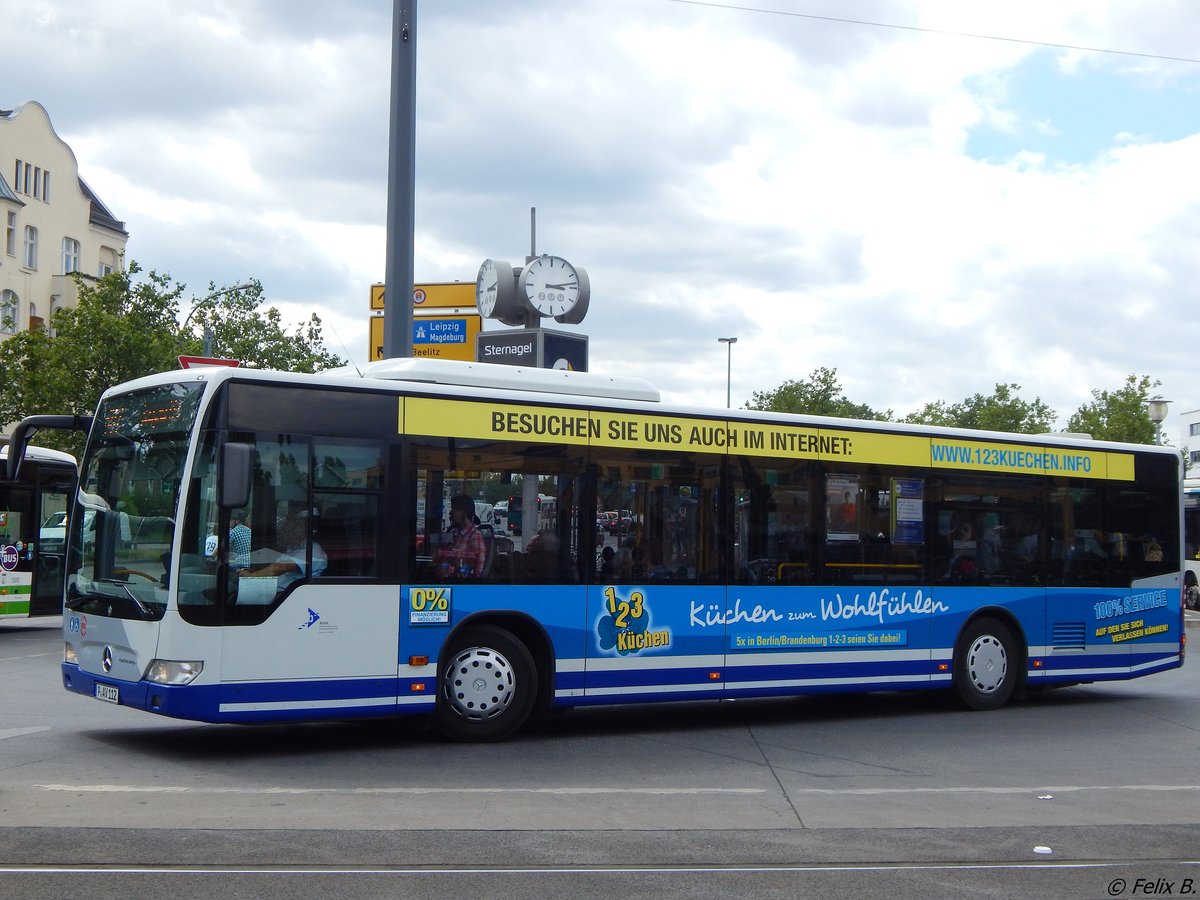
[434,625,537,742]
[954,618,1018,711]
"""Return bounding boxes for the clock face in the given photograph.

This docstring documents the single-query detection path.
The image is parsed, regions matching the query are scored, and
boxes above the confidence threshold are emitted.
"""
[521,255,581,318]
[476,258,500,317]
[476,258,518,321]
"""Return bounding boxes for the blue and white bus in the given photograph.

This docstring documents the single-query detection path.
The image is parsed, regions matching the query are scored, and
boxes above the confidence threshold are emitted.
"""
[0,443,76,622]
[47,359,1184,740]
[1183,477,1200,608]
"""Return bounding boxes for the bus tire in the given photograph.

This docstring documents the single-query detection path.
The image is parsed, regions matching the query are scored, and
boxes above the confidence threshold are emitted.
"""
[434,625,537,742]
[954,617,1018,711]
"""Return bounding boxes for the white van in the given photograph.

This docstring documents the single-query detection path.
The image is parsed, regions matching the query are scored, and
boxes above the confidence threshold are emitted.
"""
[475,502,497,527]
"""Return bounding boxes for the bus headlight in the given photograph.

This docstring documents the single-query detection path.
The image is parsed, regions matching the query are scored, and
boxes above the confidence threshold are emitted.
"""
[64,642,78,665]
[145,659,204,685]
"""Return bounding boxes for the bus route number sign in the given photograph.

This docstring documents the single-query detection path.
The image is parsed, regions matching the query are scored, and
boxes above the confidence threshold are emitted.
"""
[409,587,451,625]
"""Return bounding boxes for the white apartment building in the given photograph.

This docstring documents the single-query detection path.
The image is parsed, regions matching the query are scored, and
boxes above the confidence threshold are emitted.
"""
[1180,408,1200,471]
[0,101,128,336]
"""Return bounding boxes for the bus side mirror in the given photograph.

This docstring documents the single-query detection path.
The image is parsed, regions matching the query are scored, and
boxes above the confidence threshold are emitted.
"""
[220,443,252,510]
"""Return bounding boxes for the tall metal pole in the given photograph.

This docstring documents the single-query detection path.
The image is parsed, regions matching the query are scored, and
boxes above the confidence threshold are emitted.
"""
[718,337,737,408]
[382,1,417,359]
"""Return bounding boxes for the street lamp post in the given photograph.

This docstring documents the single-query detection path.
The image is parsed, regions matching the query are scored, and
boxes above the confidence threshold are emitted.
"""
[1146,399,1171,445]
[179,283,254,355]
[718,337,737,409]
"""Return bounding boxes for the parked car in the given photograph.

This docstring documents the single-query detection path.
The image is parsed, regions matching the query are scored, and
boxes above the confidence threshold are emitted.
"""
[38,509,97,554]
[608,510,634,535]
[474,502,497,527]
[39,511,69,553]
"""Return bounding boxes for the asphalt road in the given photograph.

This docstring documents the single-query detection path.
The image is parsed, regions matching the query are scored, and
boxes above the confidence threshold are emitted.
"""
[3,614,1200,898]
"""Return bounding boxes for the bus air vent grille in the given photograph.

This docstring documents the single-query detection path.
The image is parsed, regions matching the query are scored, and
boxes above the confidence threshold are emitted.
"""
[1051,622,1087,650]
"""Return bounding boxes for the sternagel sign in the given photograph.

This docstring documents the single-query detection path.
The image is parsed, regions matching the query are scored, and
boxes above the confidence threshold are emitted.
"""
[477,328,587,371]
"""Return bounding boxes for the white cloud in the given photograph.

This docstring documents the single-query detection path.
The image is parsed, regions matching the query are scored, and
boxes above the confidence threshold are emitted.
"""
[7,0,1200,437]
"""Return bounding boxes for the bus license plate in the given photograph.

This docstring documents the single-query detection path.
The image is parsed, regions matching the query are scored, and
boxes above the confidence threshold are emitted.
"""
[95,683,119,704]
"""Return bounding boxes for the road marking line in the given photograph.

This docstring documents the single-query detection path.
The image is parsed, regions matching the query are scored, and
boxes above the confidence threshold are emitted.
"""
[34,784,765,796]
[4,862,1200,875]
[34,783,1200,798]
[0,726,50,741]
[785,784,1200,796]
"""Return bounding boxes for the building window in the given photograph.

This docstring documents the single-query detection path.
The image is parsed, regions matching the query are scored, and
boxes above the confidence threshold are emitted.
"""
[1190,423,1200,437]
[1192,450,1200,465]
[62,238,80,274]
[23,225,37,269]
[27,302,43,332]
[0,290,18,334]
[98,245,117,277]
[4,212,14,257]
[12,160,49,202]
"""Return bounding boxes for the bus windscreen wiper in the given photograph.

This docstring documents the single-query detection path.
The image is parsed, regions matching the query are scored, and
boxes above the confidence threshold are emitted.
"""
[68,578,157,620]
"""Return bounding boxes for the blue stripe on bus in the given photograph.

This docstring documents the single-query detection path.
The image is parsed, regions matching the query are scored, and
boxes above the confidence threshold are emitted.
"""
[727,658,934,682]
[583,665,721,689]
[63,664,417,724]
[219,676,398,704]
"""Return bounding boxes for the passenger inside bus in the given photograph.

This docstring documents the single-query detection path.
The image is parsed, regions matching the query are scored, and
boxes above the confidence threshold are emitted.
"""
[979,512,1003,577]
[434,494,486,579]
[242,514,327,591]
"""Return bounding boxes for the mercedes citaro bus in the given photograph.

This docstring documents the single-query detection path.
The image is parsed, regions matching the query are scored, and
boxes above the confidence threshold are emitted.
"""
[13,358,1181,741]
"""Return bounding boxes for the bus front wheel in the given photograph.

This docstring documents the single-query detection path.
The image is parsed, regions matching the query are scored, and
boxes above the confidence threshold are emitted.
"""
[434,625,537,742]
[954,618,1018,711]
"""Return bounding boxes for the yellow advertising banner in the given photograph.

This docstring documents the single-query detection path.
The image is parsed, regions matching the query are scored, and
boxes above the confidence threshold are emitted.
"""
[399,398,1135,480]
[928,438,1131,480]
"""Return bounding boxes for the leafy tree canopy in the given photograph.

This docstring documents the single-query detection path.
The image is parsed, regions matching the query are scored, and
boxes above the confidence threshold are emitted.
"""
[1066,374,1163,444]
[748,369,1167,447]
[902,383,1056,434]
[0,263,345,455]
[746,367,892,420]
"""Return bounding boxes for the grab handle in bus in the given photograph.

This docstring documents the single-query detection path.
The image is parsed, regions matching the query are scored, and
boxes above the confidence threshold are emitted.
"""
[219,443,253,510]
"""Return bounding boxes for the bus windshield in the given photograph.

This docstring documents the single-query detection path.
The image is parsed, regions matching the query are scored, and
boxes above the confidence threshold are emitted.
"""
[67,381,205,621]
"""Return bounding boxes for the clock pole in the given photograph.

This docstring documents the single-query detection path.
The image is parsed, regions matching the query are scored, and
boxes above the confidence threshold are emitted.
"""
[382,0,417,359]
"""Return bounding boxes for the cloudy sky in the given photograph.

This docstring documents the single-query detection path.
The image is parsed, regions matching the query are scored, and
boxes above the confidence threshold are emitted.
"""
[9,1,1200,438]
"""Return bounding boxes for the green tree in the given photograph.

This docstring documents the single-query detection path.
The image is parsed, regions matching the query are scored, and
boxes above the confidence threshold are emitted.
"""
[1067,374,1162,444]
[903,383,1056,434]
[747,367,892,420]
[0,263,345,454]
[184,282,345,373]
